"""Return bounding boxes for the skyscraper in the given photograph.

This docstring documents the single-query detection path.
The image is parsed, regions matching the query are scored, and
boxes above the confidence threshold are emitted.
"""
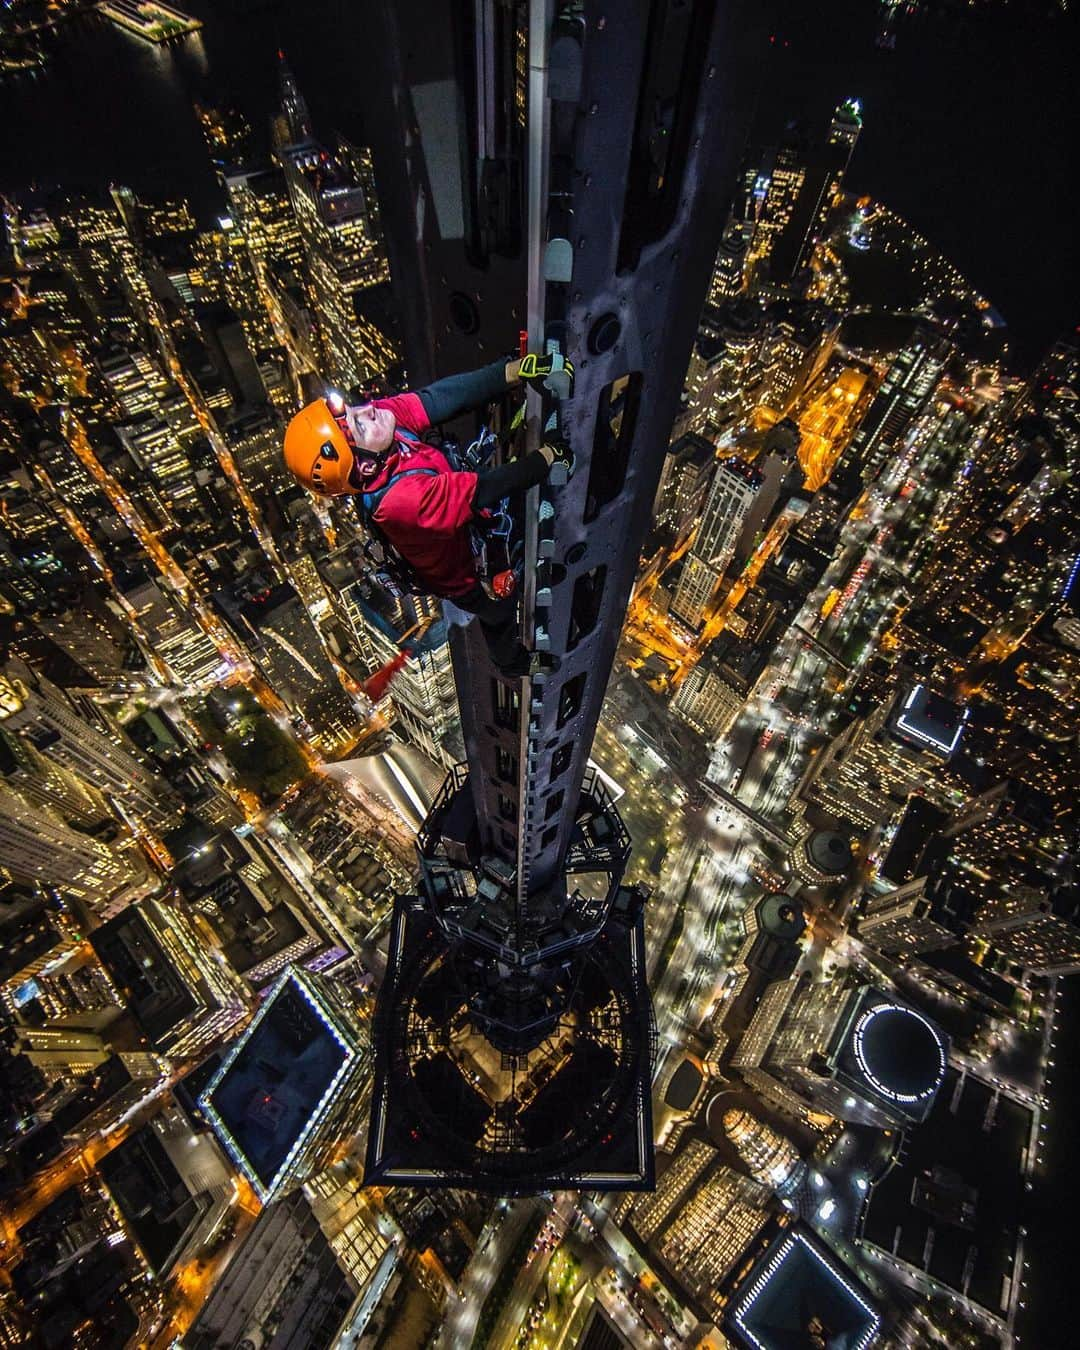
[827,96,863,164]
[652,434,716,543]
[274,63,395,389]
[756,306,838,415]
[683,302,765,438]
[658,1164,769,1318]
[669,656,745,739]
[186,1189,376,1350]
[671,457,763,630]
[857,874,958,960]
[745,98,863,286]
[671,556,725,634]
[90,896,248,1056]
[844,324,951,482]
[719,1219,881,1350]
[708,219,750,305]
[223,408,295,499]
[97,1104,233,1279]
[857,779,1074,971]
[239,582,357,753]
[1,658,182,832]
[0,718,112,834]
[358,0,751,1194]
[224,168,307,290]
[629,1137,717,1245]
[794,682,969,828]
[120,574,225,687]
[32,587,140,689]
[347,590,462,768]
[200,966,370,1203]
[689,455,765,571]
[0,779,146,914]
[972,884,1080,974]
[721,1106,807,1200]
[734,974,948,1129]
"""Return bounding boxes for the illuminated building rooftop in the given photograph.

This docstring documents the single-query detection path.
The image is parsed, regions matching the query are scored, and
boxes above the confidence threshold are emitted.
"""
[200,967,365,1202]
[888,682,969,760]
[831,989,948,1124]
[806,830,852,877]
[723,1221,881,1350]
[853,1005,944,1102]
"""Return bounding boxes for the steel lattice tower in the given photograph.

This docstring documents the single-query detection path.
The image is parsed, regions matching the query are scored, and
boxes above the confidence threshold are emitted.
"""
[360,0,761,1192]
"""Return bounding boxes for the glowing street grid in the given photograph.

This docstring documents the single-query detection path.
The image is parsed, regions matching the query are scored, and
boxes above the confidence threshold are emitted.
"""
[200,967,358,1202]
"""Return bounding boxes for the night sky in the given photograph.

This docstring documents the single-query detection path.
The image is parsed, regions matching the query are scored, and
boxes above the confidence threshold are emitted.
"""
[0,0,1074,364]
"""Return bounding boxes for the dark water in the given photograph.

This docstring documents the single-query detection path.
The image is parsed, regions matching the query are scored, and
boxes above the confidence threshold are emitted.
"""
[0,0,1074,364]
[746,0,1077,366]
[1,2,298,217]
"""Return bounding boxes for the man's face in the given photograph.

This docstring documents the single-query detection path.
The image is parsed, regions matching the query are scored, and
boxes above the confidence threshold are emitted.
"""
[346,402,396,458]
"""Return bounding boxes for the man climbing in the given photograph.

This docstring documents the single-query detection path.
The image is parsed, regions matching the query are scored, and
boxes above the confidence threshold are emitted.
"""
[282,354,572,673]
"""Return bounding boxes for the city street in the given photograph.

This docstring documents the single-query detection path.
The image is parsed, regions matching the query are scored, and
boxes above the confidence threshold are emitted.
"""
[0,11,1073,1349]
[433,1198,539,1350]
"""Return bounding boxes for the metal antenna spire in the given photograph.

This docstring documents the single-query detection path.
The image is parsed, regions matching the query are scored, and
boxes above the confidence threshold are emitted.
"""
[364,0,757,1193]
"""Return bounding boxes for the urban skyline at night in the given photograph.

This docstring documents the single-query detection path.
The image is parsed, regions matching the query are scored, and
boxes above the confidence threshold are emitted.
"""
[0,3,1076,1349]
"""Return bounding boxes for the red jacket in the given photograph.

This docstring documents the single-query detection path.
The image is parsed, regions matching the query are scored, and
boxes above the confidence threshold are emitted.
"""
[365,392,480,598]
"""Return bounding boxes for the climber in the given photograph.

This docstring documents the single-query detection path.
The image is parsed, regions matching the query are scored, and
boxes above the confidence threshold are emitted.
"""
[282,353,573,672]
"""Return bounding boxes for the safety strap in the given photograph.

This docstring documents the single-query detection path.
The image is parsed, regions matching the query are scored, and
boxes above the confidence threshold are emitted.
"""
[358,467,439,521]
[357,463,512,592]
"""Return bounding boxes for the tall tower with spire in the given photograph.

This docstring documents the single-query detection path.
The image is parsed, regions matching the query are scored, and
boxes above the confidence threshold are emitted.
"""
[828,96,863,173]
[272,58,395,388]
[277,52,314,146]
[358,0,761,1195]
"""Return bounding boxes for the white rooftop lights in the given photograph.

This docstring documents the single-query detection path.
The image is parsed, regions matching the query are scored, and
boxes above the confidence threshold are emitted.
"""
[852,1003,946,1106]
[730,1229,881,1350]
[894,682,969,756]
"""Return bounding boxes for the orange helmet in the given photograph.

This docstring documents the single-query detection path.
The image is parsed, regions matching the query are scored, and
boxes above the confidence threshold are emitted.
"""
[283,398,357,496]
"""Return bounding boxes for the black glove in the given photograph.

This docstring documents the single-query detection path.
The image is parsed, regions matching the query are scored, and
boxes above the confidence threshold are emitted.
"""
[541,435,575,481]
[520,351,574,399]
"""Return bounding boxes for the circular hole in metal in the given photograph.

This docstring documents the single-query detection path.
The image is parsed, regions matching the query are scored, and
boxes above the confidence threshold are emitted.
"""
[448,292,480,335]
[565,543,587,566]
[587,312,621,354]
